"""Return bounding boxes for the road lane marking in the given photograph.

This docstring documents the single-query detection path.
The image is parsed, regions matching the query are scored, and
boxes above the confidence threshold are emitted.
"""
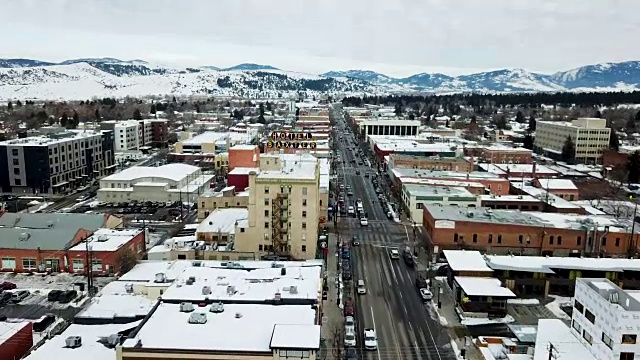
[385,256,398,285]
[370,307,382,360]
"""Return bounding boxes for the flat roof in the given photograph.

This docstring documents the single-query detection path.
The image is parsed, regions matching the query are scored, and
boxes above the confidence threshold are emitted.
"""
[69,228,141,252]
[443,250,493,272]
[75,281,156,319]
[426,205,637,233]
[25,322,141,360]
[230,144,258,150]
[401,177,485,188]
[479,194,540,202]
[257,161,316,181]
[0,131,101,147]
[392,168,502,180]
[454,277,516,297]
[486,254,640,273]
[270,324,321,349]
[0,321,30,343]
[103,163,199,182]
[511,183,579,209]
[482,145,532,152]
[536,178,578,190]
[182,131,252,146]
[123,303,317,352]
[478,163,558,175]
[228,167,260,175]
[160,265,321,302]
[533,319,596,360]
[196,208,249,235]
[404,184,474,197]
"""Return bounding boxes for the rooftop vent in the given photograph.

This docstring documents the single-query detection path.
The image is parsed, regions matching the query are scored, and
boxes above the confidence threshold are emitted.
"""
[226,285,236,295]
[209,302,224,313]
[186,276,196,285]
[289,285,298,294]
[274,292,282,301]
[100,334,122,349]
[271,262,284,268]
[46,220,54,228]
[124,283,134,293]
[65,336,82,348]
[154,273,167,283]
[18,232,30,241]
[235,312,243,318]
[281,268,287,276]
[180,302,195,313]
[97,234,109,242]
[192,261,202,267]
[202,286,212,295]
[188,312,207,324]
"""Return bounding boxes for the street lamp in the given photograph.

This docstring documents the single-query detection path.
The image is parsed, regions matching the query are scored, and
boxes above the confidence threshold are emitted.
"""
[412,222,418,256]
[630,195,638,256]
[437,285,442,309]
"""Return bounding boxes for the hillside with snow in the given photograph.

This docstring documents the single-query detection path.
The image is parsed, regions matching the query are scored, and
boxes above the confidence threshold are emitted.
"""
[1,58,640,100]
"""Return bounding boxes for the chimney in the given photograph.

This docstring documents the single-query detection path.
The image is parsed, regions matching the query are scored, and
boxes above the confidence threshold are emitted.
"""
[468,156,474,173]
[532,162,537,178]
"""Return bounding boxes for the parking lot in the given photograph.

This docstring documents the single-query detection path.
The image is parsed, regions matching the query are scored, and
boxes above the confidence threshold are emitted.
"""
[70,200,193,222]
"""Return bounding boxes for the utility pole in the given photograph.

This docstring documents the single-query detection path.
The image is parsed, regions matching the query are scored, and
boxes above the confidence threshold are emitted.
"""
[548,343,557,360]
[85,236,93,295]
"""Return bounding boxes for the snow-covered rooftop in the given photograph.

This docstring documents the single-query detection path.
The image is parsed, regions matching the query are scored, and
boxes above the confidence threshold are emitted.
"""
[75,281,156,319]
[478,163,558,175]
[510,183,580,209]
[392,168,501,180]
[160,265,321,302]
[0,321,30,343]
[182,131,252,146]
[404,184,475,197]
[257,160,316,181]
[480,194,540,202]
[122,303,318,352]
[486,254,640,273]
[102,163,199,182]
[270,324,321,349]
[454,277,516,297]
[196,208,248,235]
[25,322,141,360]
[228,167,260,175]
[536,178,577,190]
[68,228,142,252]
[533,319,596,360]
[443,250,493,272]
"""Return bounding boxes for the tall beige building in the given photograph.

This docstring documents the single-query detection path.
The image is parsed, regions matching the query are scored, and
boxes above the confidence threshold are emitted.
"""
[534,118,611,164]
[234,154,320,260]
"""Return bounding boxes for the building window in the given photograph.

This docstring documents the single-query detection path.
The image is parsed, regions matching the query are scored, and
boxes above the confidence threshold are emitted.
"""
[557,236,562,245]
[91,259,102,271]
[0,257,16,270]
[264,222,269,228]
[602,332,614,349]
[622,334,637,344]
[302,199,307,206]
[620,353,635,360]
[549,236,554,245]
[472,234,477,243]
[264,210,269,217]
[278,350,311,359]
[574,300,584,313]
[264,187,269,194]
[302,245,307,252]
[302,222,307,229]
[518,235,523,243]
[240,228,245,233]
[12,158,19,166]
[72,259,84,272]
[453,233,459,242]
[320,200,323,206]
[572,320,582,333]
[602,237,607,246]
[22,258,37,270]
[302,211,307,218]
[615,238,621,247]
[577,236,582,245]
[13,168,20,175]
[585,309,595,324]
[264,198,270,206]
[582,330,593,345]
[302,187,308,195]
[488,234,493,243]
[12,149,18,156]
[259,245,263,251]
[497,234,502,244]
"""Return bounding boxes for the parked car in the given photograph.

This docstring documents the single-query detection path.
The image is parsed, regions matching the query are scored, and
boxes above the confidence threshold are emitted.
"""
[344,330,357,347]
[47,290,63,301]
[403,253,415,268]
[11,290,30,303]
[419,288,433,301]
[0,292,12,304]
[57,290,77,303]
[344,299,355,316]
[344,315,356,333]
[0,282,16,291]
[345,347,359,360]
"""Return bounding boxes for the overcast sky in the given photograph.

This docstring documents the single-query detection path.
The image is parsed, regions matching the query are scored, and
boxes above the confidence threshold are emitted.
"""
[2,0,639,77]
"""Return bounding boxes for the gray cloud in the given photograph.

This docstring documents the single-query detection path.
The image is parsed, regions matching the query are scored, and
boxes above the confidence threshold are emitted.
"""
[1,0,639,76]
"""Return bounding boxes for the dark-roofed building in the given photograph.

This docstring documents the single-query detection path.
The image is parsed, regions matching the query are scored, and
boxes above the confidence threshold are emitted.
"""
[0,212,123,273]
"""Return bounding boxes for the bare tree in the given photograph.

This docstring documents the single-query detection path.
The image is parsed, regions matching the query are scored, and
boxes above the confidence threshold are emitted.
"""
[330,323,343,359]
[116,248,138,275]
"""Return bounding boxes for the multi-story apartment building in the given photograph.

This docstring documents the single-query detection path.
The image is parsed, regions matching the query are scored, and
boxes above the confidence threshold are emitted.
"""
[0,130,115,194]
[100,120,149,151]
[234,154,320,260]
[535,118,611,164]
[571,278,640,360]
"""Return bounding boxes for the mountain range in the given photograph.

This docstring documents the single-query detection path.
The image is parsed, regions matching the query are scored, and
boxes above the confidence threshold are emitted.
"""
[0,57,639,100]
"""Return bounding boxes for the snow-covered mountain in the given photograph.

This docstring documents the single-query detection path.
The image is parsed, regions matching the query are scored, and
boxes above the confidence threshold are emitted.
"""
[0,62,375,100]
[1,58,640,100]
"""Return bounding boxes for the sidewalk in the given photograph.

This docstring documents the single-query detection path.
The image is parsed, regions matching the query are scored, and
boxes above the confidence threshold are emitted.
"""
[320,232,344,360]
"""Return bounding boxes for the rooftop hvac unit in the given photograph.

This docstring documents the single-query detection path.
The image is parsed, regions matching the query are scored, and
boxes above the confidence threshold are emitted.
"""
[281,268,287,276]
[192,261,202,267]
[235,312,243,318]
[154,273,167,283]
[188,312,207,324]
[209,302,224,313]
[274,292,282,301]
[97,234,109,242]
[180,302,195,313]
[202,286,212,295]
[226,285,236,295]
[186,276,196,285]
[124,283,134,293]
[105,334,122,348]
[289,286,298,294]
[65,336,82,348]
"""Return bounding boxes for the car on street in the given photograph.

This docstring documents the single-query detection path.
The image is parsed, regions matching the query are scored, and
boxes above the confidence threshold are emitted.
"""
[389,248,400,259]
[47,290,63,301]
[363,328,378,350]
[0,282,16,291]
[345,347,359,360]
[359,217,368,226]
[344,330,357,347]
[58,290,78,303]
[357,280,367,295]
[351,236,360,246]
[403,252,415,268]
[344,299,355,316]
[11,290,30,303]
[347,191,353,197]
[344,315,355,333]
[419,288,433,301]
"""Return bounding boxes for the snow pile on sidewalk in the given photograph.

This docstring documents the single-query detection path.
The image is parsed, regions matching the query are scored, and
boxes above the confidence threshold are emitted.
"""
[459,314,515,326]
[545,295,572,320]
[507,298,540,305]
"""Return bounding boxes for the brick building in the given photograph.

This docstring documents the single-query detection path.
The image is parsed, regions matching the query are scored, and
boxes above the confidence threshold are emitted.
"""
[422,205,639,257]
[480,146,532,164]
[388,154,472,172]
[67,228,146,275]
[0,321,32,360]
[479,194,545,211]
[0,212,125,274]
[150,119,169,148]
[228,144,260,171]
[390,168,511,196]
[534,178,580,201]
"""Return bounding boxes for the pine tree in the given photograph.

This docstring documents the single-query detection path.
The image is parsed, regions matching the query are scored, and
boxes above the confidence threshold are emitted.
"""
[394,103,402,117]
[628,151,640,184]
[7,101,12,111]
[636,110,640,122]
[133,108,143,120]
[523,134,534,149]
[609,130,620,151]
[72,111,80,129]
[16,100,22,107]
[515,110,525,123]
[561,136,576,164]
[60,112,69,128]
[595,110,602,118]
[528,115,536,131]
[150,104,157,114]
[95,108,101,121]
[258,103,266,124]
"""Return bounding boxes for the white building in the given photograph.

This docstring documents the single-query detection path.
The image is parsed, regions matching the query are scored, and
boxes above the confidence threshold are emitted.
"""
[101,119,153,151]
[97,163,214,203]
[570,278,640,360]
[402,184,480,224]
[359,119,420,140]
[534,118,611,164]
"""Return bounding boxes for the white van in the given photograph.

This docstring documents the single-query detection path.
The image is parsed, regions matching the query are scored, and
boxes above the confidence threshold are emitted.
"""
[357,280,366,294]
[390,248,400,259]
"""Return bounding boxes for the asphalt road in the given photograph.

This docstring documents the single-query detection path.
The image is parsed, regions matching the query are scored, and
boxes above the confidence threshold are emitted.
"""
[331,106,457,360]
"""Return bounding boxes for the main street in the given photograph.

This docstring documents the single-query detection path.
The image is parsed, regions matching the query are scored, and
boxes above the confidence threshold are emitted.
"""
[331,106,457,360]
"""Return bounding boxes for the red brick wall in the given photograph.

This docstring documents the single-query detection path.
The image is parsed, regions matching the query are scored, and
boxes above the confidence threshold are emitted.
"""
[67,231,146,275]
[422,207,635,256]
[0,322,33,360]
[151,121,169,147]
[603,149,629,168]
[481,149,532,164]
[228,147,259,171]
[227,174,249,191]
